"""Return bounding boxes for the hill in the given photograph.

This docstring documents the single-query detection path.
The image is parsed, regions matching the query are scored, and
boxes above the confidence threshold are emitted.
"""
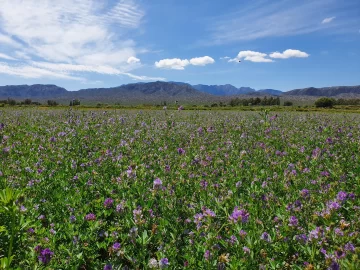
[284,86,360,96]
[0,84,67,98]
[191,84,255,96]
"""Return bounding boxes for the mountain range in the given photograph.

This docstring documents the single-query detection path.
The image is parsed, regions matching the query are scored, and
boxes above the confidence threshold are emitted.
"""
[0,82,359,105]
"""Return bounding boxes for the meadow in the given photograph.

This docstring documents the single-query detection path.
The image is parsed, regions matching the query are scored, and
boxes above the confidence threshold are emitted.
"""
[0,108,359,269]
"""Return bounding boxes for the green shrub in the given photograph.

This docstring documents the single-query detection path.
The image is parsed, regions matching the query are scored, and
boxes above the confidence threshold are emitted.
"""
[315,97,335,108]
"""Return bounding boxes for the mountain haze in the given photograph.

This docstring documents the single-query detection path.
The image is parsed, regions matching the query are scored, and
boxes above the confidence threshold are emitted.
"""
[284,86,360,96]
[1,82,360,105]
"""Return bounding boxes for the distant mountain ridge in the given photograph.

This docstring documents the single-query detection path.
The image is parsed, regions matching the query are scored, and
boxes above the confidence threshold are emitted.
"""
[284,85,360,96]
[0,84,67,98]
[191,84,255,96]
[0,82,359,104]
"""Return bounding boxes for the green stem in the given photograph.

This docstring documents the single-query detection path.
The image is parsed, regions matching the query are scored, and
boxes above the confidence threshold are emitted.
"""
[7,209,15,269]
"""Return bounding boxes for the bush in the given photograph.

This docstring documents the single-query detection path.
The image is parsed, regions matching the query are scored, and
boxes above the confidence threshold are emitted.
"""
[283,101,293,106]
[315,97,335,108]
[24,99,32,105]
[47,100,58,106]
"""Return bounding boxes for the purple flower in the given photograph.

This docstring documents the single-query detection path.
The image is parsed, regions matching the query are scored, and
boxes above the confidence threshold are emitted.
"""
[300,189,310,198]
[159,258,169,268]
[321,171,330,177]
[243,246,250,254]
[85,213,96,221]
[116,201,126,213]
[344,242,355,253]
[112,242,121,251]
[153,178,163,190]
[296,234,308,243]
[203,208,216,217]
[104,264,112,270]
[328,261,340,270]
[289,216,299,227]
[327,201,341,211]
[260,232,271,242]
[70,215,76,223]
[38,248,54,265]
[334,249,345,259]
[204,250,211,260]
[334,228,344,236]
[27,228,35,234]
[200,180,208,189]
[239,230,247,239]
[104,198,114,208]
[337,191,347,202]
[229,207,249,223]
[309,227,323,241]
[34,245,42,253]
[177,148,185,155]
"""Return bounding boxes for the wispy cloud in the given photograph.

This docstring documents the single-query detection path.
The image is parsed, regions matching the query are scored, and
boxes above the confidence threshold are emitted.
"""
[322,17,336,24]
[0,53,17,61]
[0,0,158,81]
[0,33,22,48]
[127,56,141,64]
[203,0,357,45]
[0,62,82,80]
[155,56,215,70]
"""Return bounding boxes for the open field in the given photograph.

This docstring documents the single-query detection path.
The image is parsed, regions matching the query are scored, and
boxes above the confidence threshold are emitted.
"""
[1,108,360,269]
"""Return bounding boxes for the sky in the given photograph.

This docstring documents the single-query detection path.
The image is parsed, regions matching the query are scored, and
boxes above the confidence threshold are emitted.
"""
[0,0,359,91]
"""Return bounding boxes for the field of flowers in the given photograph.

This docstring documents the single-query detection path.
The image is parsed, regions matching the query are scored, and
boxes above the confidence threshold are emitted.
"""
[0,108,359,269]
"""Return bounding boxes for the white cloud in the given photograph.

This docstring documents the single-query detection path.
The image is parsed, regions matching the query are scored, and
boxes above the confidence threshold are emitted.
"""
[155,56,215,70]
[189,56,215,66]
[230,51,273,63]
[0,62,82,80]
[0,33,22,48]
[155,58,190,70]
[203,1,357,45]
[269,49,309,59]
[0,0,144,66]
[0,53,17,61]
[31,61,164,81]
[0,0,163,81]
[220,56,230,60]
[322,17,336,24]
[127,56,140,64]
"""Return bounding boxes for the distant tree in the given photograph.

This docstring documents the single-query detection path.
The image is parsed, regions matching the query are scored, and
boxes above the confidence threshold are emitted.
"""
[276,97,280,105]
[47,100,58,106]
[8,99,16,106]
[24,99,32,105]
[315,97,335,108]
[283,101,293,106]
[211,103,218,107]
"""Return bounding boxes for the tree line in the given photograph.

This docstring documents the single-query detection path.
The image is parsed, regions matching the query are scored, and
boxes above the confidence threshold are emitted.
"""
[228,96,281,106]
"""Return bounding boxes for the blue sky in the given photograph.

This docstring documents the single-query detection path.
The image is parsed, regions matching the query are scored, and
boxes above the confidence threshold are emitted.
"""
[0,0,359,91]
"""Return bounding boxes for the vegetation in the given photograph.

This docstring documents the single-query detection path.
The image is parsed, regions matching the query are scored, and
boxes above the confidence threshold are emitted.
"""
[229,96,280,107]
[315,97,335,108]
[0,108,359,269]
[47,100,58,106]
